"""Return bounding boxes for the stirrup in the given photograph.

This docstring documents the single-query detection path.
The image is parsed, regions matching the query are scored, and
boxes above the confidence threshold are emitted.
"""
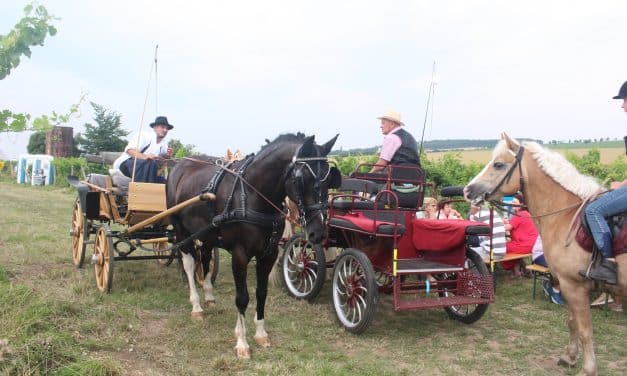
[579,261,594,279]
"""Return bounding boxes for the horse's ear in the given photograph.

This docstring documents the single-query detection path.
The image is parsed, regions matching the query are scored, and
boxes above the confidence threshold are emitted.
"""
[298,136,316,157]
[502,133,520,152]
[320,134,339,156]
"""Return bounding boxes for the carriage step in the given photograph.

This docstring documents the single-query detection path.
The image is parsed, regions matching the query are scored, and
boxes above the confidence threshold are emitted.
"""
[396,259,463,274]
[394,295,492,311]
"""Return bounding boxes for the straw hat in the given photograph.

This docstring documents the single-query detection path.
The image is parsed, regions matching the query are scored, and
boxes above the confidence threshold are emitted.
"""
[377,110,404,126]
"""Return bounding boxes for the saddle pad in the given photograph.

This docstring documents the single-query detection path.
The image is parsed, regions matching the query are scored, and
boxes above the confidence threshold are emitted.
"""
[413,219,479,252]
[576,211,627,256]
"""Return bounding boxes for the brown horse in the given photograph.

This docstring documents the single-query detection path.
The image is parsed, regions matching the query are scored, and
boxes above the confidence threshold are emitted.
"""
[464,133,625,376]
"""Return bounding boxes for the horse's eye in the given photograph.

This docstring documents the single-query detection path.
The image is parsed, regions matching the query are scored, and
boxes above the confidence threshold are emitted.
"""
[494,162,505,169]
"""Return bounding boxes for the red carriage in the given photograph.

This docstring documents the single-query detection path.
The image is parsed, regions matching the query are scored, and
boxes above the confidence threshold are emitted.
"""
[281,163,495,333]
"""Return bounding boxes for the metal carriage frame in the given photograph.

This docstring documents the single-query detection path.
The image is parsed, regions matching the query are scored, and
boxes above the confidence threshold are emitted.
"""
[280,163,495,333]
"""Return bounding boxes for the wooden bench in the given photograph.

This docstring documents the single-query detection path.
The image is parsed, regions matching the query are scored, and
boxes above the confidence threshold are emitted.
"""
[525,263,552,300]
[482,253,531,266]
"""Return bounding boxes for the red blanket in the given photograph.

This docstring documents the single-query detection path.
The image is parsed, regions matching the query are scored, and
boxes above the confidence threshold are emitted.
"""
[412,219,475,251]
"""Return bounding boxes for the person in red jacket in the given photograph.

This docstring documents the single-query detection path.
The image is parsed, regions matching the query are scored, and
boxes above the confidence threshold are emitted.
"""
[502,194,538,276]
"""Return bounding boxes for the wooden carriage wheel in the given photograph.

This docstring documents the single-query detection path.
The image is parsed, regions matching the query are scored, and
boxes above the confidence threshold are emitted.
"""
[93,225,114,293]
[70,198,89,268]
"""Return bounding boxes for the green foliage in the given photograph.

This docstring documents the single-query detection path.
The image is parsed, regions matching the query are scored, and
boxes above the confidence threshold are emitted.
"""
[332,154,378,175]
[26,131,46,154]
[75,102,128,154]
[51,157,87,186]
[565,150,609,183]
[169,138,197,158]
[0,110,31,131]
[0,2,58,80]
[0,3,86,133]
[421,152,484,189]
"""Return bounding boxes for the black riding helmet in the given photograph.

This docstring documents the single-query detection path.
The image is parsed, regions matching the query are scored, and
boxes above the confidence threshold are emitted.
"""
[612,81,627,99]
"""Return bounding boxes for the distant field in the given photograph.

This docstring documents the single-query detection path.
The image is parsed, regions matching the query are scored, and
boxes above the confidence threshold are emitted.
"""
[427,147,626,164]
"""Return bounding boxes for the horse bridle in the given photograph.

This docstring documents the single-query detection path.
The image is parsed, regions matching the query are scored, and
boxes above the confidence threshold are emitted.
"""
[487,145,526,200]
[289,155,332,227]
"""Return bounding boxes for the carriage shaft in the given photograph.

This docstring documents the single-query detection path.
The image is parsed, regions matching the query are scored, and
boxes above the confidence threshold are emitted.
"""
[125,192,215,234]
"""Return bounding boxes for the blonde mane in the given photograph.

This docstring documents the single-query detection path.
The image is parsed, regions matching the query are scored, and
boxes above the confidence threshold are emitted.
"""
[523,141,601,198]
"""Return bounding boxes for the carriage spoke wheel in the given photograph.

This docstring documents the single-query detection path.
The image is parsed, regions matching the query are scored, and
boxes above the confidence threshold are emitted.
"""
[436,249,490,324]
[194,247,220,286]
[70,198,89,268]
[93,225,114,293]
[154,241,173,267]
[282,233,326,301]
[331,248,377,334]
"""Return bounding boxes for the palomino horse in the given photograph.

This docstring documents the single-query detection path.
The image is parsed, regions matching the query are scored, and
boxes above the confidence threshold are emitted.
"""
[166,133,340,358]
[464,133,625,376]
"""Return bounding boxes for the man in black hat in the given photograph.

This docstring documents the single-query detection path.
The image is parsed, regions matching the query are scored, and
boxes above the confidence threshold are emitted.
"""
[579,82,627,285]
[113,116,174,183]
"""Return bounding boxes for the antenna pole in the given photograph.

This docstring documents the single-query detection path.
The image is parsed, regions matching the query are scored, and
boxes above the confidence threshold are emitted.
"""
[419,61,437,155]
[154,44,159,116]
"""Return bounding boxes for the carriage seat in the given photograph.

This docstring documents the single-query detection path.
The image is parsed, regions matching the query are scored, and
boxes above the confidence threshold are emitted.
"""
[109,170,131,196]
[86,172,130,196]
[329,211,406,236]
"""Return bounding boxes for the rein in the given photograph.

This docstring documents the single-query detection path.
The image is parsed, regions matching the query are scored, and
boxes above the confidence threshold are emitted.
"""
[184,156,292,223]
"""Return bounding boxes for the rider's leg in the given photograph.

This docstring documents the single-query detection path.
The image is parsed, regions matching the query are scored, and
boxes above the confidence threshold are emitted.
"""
[579,187,627,284]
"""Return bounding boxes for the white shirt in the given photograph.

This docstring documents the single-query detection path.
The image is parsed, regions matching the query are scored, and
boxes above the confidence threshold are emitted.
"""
[113,130,169,170]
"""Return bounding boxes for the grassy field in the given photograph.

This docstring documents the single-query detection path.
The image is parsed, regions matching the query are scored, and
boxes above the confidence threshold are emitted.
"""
[426,147,625,165]
[0,181,625,375]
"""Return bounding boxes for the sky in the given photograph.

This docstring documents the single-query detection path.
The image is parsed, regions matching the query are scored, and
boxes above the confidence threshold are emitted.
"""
[2,0,627,159]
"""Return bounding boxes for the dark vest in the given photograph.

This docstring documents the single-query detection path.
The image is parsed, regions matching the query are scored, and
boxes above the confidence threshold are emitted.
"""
[390,128,420,167]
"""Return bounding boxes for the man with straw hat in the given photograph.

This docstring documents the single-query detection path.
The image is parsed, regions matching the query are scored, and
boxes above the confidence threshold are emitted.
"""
[113,116,174,183]
[370,110,420,173]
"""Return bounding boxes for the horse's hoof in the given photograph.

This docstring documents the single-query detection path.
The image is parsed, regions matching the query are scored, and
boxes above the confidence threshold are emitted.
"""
[558,355,576,368]
[236,346,251,359]
[254,336,271,348]
[191,311,204,320]
[206,299,216,307]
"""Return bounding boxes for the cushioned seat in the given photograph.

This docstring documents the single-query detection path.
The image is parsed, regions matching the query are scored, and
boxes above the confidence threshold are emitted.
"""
[329,212,405,236]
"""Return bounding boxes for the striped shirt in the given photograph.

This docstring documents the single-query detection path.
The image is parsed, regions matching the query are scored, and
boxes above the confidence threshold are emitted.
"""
[471,208,507,256]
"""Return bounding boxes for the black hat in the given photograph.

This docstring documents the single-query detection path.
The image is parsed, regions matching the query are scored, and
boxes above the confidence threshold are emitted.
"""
[612,81,627,99]
[150,116,173,130]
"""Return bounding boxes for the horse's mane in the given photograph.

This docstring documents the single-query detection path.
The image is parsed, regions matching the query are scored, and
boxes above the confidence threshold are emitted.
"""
[256,132,308,159]
[522,141,601,198]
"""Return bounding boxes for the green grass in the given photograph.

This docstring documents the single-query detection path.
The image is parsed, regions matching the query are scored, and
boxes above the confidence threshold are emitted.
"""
[0,181,625,375]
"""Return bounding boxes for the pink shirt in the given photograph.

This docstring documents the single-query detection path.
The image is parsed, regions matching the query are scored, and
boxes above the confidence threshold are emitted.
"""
[379,127,403,162]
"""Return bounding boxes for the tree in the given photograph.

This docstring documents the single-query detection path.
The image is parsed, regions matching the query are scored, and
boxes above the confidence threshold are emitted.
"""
[0,2,73,133]
[75,102,128,154]
[26,131,46,154]
[168,138,198,158]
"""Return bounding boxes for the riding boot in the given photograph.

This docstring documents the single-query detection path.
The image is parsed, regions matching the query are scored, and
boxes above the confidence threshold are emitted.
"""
[579,257,618,285]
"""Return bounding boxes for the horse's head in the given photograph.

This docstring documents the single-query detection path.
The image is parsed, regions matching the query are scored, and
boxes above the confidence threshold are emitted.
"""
[285,134,341,244]
[464,133,524,205]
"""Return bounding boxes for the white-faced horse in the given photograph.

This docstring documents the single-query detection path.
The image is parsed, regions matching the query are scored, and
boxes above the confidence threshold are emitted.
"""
[464,133,625,376]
